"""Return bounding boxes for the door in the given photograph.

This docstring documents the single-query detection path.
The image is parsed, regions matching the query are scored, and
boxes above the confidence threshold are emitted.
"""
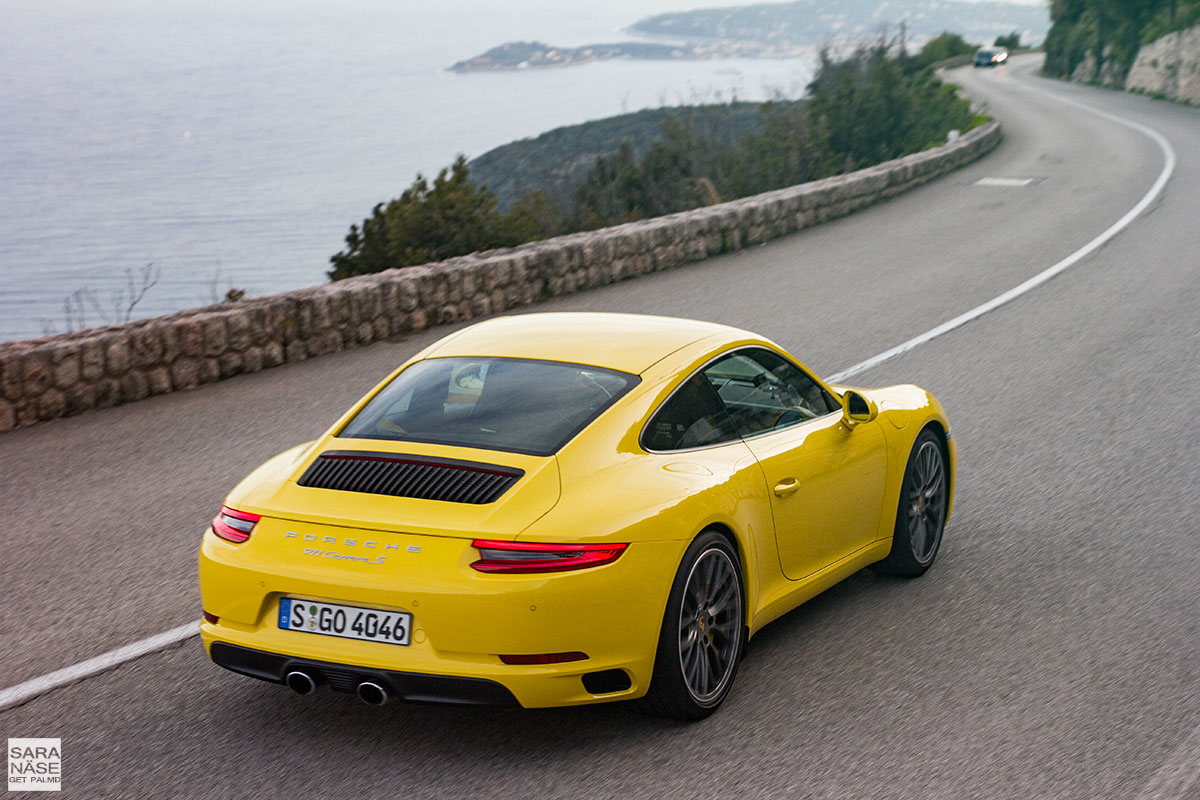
[702,348,889,580]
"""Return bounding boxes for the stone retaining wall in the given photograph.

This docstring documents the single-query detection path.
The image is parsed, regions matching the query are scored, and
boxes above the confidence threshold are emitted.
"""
[0,121,1001,432]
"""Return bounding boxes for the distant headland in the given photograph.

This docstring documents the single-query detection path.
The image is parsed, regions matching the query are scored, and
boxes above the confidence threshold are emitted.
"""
[448,0,1049,73]
[448,40,812,73]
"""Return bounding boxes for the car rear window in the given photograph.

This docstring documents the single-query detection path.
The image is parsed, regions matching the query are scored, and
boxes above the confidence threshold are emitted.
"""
[339,357,638,456]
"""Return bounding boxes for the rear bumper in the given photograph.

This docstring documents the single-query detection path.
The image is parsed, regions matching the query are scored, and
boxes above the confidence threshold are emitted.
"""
[199,526,687,708]
[209,642,519,706]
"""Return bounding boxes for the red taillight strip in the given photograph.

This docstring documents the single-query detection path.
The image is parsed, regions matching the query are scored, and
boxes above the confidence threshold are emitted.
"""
[500,652,588,665]
[211,505,260,544]
[470,539,627,574]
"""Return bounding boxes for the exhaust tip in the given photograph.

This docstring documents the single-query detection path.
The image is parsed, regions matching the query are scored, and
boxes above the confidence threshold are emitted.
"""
[356,681,388,706]
[285,670,316,695]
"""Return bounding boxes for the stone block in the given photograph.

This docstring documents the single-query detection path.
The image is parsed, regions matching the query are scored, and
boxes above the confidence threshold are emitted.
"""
[285,341,308,363]
[160,323,181,363]
[198,358,220,384]
[201,315,228,357]
[120,371,150,402]
[262,341,285,368]
[226,313,251,351]
[22,351,52,396]
[51,345,81,390]
[38,388,66,421]
[171,358,199,390]
[94,377,121,408]
[64,383,96,415]
[146,367,171,395]
[372,316,390,341]
[242,347,264,374]
[16,398,39,427]
[0,354,20,401]
[130,326,164,368]
[217,352,242,378]
[104,336,131,376]
[176,319,204,358]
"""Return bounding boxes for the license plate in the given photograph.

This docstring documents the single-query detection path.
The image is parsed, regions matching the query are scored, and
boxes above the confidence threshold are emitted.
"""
[278,597,412,646]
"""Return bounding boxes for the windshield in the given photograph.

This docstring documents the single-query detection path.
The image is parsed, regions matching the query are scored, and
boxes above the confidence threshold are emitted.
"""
[339,357,637,456]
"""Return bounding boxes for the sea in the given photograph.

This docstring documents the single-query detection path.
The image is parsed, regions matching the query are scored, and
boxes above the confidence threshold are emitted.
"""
[0,0,820,342]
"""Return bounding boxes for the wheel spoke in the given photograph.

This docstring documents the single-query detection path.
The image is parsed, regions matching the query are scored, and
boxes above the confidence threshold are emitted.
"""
[910,516,927,557]
[697,644,712,693]
[681,589,699,617]
[923,459,943,497]
[709,576,737,615]
[684,642,701,688]
[705,646,723,693]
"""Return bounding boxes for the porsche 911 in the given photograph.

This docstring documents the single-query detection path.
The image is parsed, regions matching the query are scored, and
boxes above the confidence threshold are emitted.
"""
[199,312,954,719]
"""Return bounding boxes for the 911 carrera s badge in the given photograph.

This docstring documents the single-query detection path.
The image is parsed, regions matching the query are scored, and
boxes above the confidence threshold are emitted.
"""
[301,547,387,565]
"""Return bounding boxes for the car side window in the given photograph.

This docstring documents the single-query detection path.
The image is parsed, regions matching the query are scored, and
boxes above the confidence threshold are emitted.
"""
[641,373,741,451]
[702,348,838,438]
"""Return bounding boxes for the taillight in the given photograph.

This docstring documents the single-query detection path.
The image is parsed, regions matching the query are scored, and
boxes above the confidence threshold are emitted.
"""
[470,540,627,574]
[211,505,260,543]
[499,652,588,665]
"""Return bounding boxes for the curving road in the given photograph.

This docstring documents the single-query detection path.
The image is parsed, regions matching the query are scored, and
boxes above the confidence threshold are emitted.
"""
[2,55,1198,798]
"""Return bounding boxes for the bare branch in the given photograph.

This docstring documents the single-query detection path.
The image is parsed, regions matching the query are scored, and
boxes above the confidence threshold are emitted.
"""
[80,288,111,325]
[121,263,159,322]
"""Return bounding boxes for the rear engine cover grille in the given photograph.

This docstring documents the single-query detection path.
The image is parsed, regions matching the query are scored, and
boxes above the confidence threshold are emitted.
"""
[297,451,523,505]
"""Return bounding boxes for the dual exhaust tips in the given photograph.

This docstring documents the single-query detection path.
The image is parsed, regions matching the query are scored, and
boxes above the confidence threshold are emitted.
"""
[285,670,388,706]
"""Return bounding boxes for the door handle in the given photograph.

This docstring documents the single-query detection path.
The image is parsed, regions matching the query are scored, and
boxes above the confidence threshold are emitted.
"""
[773,478,800,497]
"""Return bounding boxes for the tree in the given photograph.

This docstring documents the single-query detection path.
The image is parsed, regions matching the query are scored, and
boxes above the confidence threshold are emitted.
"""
[495,190,564,245]
[994,31,1022,49]
[726,100,816,197]
[329,156,503,279]
[807,39,973,175]
[912,32,977,70]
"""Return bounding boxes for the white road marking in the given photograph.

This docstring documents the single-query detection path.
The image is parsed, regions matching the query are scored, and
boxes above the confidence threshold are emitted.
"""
[976,176,1034,186]
[0,623,195,711]
[1135,721,1200,800]
[0,79,1179,722]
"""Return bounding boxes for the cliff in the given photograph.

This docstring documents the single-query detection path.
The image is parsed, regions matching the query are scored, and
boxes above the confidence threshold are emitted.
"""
[1126,24,1200,104]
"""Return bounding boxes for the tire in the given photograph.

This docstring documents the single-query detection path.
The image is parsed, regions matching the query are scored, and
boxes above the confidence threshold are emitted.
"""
[871,428,949,578]
[635,531,745,720]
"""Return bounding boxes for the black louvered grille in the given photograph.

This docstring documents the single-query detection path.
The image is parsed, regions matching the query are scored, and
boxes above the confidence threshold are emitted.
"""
[297,451,523,505]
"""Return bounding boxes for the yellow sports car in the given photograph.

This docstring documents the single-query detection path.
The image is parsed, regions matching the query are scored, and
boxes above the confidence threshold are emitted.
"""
[199,312,954,719]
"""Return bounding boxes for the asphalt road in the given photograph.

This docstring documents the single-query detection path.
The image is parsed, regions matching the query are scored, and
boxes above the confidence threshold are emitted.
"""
[2,56,1198,798]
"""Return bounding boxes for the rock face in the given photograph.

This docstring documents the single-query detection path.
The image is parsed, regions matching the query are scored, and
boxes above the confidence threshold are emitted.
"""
[1070,46,1129,89]
[1126,24,1200,105]
[0,122,1002,433]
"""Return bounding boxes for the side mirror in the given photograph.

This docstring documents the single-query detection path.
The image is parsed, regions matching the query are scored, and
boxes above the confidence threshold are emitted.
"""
[841,390,878,426]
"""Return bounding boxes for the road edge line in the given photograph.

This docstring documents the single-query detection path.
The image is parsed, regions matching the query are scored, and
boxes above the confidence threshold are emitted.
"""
[0,623,196,712]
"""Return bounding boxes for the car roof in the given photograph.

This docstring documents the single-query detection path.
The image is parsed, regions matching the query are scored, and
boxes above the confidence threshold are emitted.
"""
[424,312,753,374]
